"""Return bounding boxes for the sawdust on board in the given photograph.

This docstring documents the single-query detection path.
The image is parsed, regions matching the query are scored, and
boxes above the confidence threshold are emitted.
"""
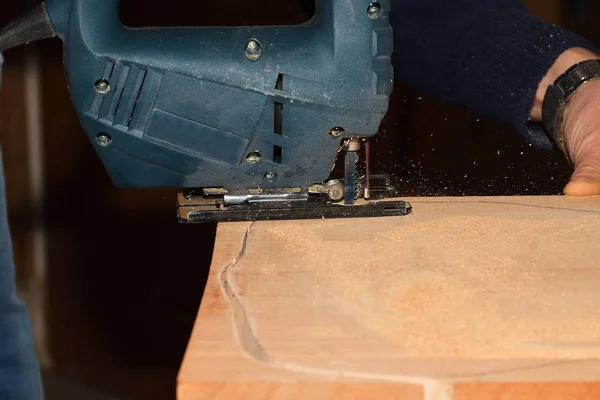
[261,215,600,358]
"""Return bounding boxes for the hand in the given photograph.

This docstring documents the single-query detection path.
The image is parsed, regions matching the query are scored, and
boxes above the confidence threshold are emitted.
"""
[559,79,600,195]
[532,48,600,196]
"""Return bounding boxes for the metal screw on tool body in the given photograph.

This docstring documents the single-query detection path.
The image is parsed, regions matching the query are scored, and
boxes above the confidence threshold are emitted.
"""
[329,127,345,138]
[264,171,278,182]
[94,79,111,94]
[367,3,383,19]
[96,132,112,147]
[246,151,263,164]
[245,39,263,62]
[325,180,345,202]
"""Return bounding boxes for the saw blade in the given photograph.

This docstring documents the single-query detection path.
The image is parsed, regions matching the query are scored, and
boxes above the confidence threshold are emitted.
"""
[344,151,360,205]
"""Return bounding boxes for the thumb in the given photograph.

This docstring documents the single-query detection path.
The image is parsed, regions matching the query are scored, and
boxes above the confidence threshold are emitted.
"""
[564,165,600,197]
[561,97,600,196]
[563,148,600,196]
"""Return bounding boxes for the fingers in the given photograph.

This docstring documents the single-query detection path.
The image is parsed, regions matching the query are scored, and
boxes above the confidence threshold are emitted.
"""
[564,180,600,196]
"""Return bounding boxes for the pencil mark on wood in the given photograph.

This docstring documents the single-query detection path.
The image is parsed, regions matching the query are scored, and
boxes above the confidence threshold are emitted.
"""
[218,221,271,363]
[217,223,454,400]
[418,199,600,214]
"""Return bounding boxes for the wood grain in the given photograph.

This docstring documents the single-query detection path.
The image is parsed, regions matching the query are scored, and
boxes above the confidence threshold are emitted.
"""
[181,195,600,399]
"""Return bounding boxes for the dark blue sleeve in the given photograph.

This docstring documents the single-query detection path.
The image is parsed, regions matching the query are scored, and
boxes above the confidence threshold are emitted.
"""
[389,0,598,149]
[0,54,44,400]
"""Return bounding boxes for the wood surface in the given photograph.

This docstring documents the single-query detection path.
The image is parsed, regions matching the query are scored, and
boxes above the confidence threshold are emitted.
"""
[178,195,600,400]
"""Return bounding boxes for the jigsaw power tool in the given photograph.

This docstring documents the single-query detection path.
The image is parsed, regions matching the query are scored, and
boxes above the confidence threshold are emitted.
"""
[0,0,412,222]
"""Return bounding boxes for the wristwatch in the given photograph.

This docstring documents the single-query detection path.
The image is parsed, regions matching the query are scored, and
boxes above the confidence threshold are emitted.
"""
[542,59,600,159]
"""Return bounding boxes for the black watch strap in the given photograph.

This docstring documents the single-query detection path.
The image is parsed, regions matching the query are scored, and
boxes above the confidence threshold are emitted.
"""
[542,59,600,155]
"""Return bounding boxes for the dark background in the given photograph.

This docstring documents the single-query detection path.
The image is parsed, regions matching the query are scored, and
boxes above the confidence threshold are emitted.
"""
[0,1,598,399]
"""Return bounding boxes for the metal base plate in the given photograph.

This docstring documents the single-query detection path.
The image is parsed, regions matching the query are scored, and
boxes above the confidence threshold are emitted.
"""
[177,193,412,223]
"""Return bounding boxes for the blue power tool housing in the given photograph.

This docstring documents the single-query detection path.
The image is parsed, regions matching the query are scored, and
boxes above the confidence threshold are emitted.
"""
[0,0,413,222]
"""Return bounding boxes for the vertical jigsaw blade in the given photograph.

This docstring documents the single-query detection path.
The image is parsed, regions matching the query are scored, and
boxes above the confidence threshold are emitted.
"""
[344,151,360,205]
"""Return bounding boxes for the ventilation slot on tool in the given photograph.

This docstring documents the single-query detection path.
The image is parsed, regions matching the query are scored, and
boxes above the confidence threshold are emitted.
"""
[273,146,283,164]
[273,73,284,164]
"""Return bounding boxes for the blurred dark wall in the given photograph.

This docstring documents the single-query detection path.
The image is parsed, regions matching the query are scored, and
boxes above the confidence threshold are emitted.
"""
[0,1,595,399]
[120,0,315,26]
[0,3,33,288]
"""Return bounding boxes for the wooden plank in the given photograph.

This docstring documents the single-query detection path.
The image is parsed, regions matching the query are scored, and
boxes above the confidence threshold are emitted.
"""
[178,196,600,400]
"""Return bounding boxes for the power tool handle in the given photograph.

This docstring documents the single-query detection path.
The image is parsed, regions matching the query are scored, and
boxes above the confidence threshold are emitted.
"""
[46,0,123,41]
